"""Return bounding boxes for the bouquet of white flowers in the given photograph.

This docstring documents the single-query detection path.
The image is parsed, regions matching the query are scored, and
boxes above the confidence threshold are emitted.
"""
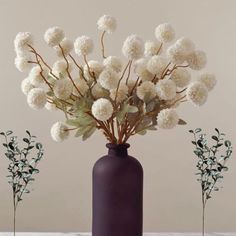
[14,15,217,144]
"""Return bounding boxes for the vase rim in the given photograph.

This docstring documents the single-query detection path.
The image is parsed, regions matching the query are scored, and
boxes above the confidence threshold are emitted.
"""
[106,143,130,149]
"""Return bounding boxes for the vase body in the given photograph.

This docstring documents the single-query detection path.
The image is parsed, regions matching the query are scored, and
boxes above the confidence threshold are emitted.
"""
[92,143,143,236]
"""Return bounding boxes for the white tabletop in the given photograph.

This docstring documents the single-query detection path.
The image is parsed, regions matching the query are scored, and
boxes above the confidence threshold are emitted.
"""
[1,233,236,236]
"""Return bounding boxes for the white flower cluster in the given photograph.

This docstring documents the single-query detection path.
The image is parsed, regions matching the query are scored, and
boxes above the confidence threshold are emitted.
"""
[14,14,217,142]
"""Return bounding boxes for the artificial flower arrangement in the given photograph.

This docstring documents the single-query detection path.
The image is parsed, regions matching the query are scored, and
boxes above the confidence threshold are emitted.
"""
[14,15,217,144]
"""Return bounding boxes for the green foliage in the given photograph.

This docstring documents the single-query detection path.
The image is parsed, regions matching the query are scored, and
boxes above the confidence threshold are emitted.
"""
[189,128,233,203]
[0,130,44,206]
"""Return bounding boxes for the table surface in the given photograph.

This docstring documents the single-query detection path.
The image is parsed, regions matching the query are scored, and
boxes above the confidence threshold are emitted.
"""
[1,233,236,236]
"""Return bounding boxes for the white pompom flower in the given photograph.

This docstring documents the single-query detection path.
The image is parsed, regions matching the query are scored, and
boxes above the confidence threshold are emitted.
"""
[14,56,31,72]
[156,79,176,100]
[122,34,144,60]
[171,68,191,88]
[14,32,33,56]
[103,56,123,72]
[167,44,186,64]
[21,77,35,95]
[98,68,119,90]
[198,73,217,91]
[28,66,49,86]
[186,81,208,106]
[110,83,128,102]
[50,122,69,142]
[176,37,195,54]
[52,60,73,77]
[53,78,73,100]
[27,88,47,110]
[134,58,154,81]
[54,38,73,57]
[84,60,104,82]
[147,55,169,77]
[92,98,113,121]
[144,40,162,56]
[97,15,117,34]
[157,108,179,129]
[45,102,58,111]
[136,81,156,102]
[74,36,93,56]
[44,27,65,47]
[167,37,195,64]
[155,23,175,43]
[72,77,89,96]
[91,83,109,99]
[187,50,207,70]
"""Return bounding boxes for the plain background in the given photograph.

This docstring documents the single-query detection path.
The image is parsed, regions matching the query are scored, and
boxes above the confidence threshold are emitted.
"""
[0,0,235,232]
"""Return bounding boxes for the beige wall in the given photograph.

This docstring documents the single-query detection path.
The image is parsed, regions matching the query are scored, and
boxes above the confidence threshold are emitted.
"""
[0,0,236,232]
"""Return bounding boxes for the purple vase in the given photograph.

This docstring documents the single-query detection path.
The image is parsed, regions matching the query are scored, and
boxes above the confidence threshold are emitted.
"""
[92,143,143,236]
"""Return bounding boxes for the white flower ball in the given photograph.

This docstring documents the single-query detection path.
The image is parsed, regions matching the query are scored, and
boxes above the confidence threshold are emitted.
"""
[28,66,49,86]
[187,50,207,70]
[156,79,176,100]
[147,55,169,77]
[110,83,128,102]
[155,23,175,43]
[84,60,104,81]
[98,68,119,90]
[44,27,65,47]
[27,88,47,110]
[186,81,208,106]
[52,60,73,77]
[122,34,144,60]
[15,56,31,72]
[14,32,33,56]
[91,83,108,99]
[171,68,191,88]
[50,122,69,142]
[45,102,58,111]
[136,81,156,102]
[198,73,217,91]
[92,98,113,121]
[72,77,89,96]
[54,38,73,57]
[176,37,195,54]
[21,77,35,95]
[103,56,123,72]
[97,15,117,34]
[134,58,154,81]
[144,40,162,56]
[53,78,73,100]
[157,108,179,129]
[74,35,93,56]
[167,44,186,64]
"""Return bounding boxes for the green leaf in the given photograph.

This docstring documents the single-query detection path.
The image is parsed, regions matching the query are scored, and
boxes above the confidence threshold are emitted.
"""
[23,138,30,144]
[225,140,231,147]
[178,119,187,125]
[127,105,138,113]
[82,126,96,141]
[6,131,13,136]
[212,135,218,141]
[195,128,202,133]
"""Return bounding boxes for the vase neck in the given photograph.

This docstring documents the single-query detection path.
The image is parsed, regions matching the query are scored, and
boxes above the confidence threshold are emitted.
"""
[106,143,130,157]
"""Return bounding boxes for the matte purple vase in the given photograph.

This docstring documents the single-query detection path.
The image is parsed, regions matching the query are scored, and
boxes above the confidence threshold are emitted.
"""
[92,143,143,236]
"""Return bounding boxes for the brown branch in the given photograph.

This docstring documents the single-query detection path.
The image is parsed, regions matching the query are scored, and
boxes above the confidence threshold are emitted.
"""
[125,60,133,84]
[27,44,60,81]
[83,55,97,82]
[59,44,83,97]
[114,60,131,104]
[100,31,106,59]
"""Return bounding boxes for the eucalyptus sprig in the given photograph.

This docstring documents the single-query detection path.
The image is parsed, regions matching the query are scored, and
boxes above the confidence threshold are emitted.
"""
[0,130,44,236]
[189,128,233,236]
